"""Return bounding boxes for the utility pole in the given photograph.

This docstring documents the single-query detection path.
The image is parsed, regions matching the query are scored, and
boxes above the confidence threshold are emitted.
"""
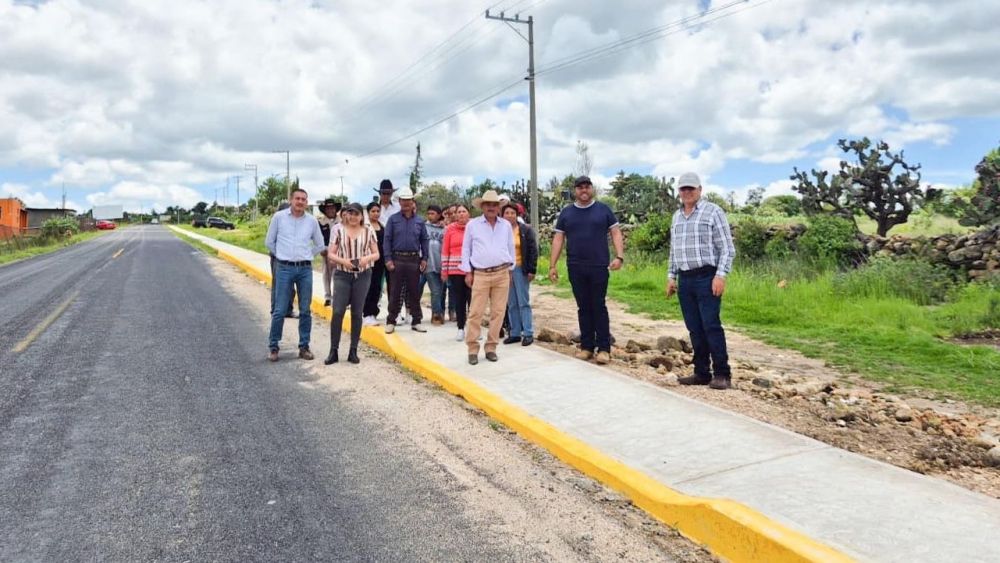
[273,150,290,200]
[233,175,241,210]
[61,182,66,212]
[340,176,344,197]
[245,163,258,219]
[224,177,229,210]
[486,9,538,228]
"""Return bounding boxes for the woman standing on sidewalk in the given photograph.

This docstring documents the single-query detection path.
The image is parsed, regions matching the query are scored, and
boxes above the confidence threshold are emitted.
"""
[362,202,386,326]
[325,203,380,365]
[441,204,472,341]
[502,204,537,346]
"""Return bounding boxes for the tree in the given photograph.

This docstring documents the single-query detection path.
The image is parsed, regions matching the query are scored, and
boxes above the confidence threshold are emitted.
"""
[246,176,290,215]
[415,182,460,209]
[791,137,923,237]
[744,186,766,209]
[409,142,423,192]
[760,195,802,217]
[704,192,730,211]
[575,140,593,177]
[957,146,1000,227]
[192,201,209,215]
[609,171,677,222]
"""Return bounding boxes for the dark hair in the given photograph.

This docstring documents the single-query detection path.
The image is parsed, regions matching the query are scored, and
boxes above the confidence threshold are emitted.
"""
[291,188,308,197]
[427,204,443,215]
[501,204,519,216]
[366,201,380,212]
[453,203,469,213]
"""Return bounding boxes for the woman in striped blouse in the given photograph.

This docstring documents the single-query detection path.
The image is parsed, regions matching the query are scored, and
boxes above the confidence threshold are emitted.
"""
[325,203,380,365]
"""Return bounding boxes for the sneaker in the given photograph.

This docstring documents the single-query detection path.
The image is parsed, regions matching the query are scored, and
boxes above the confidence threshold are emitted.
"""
[456,329,465,342]
[678,374,712,386]
[574,349,594,361]
[298,348,315,360]
[709,376,732,390]
[594,351,611,365]
[362,315,379,326]
[385,324,396,334]
[411,324,427,333]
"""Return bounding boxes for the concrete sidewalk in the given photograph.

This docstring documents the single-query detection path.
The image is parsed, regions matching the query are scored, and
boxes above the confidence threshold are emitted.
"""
[173,227,1000,563]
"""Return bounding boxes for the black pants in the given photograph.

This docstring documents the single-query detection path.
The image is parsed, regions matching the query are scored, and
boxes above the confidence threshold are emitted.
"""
[331,270,372,352]
[363,259,385,318]
[388,256,422,325]
[567,265,611,353]
[448,274,472,329]
[678,268,731,378]
[270,254,296,315]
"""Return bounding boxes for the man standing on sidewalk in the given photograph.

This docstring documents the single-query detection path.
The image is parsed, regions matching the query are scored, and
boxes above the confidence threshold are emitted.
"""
[548,176,624,365]
[666,172,736,390]
[317,198,342,307]
[265,188,326,361]
[462,190,515,365]
[383,187,429,334]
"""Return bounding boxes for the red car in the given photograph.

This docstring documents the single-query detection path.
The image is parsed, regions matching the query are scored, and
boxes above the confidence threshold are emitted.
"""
[96,220,117,230]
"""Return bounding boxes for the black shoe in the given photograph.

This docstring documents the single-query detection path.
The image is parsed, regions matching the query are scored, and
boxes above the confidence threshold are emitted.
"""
[347,348,360,364]
[324,350,338,365]
[503,336,522,345]
[678,374,712,386]
[324,298,331,307]
[709,376,732,390]
[468,354,479,365]
[299,348,314,360]
[521,336,534,347]
[286,311,299,319]
[485,351,498,362]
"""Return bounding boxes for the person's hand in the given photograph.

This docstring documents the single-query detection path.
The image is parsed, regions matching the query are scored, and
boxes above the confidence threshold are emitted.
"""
[712,276,726,297]
[386,260,395,272]
[548,268,558,284]
[440,272,448,282]
[320,249,328,257]
[419,260,427,273]
[465,273,474,288]
[666,279,677,298]
[609,257,623,271]
[527,273,535,282]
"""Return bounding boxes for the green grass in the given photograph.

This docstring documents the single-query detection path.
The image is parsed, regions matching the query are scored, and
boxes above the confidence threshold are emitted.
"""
[0,230,110,266]
[177,220,325,269]
[539,254,1000,406]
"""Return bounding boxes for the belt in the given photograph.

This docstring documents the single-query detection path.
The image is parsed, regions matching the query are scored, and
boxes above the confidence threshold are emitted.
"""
[679,265,717,277]
[393,251,420,258]
[277,259,312,267]
[474,263,512,273]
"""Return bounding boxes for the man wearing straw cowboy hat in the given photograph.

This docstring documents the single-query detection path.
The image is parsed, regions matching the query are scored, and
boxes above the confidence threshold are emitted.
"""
[317,197,342,307]
[383,186,429,333]
[461,189,515,365]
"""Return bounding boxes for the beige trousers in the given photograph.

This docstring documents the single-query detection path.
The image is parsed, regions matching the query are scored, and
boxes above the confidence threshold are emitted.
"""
[465,268,511,354]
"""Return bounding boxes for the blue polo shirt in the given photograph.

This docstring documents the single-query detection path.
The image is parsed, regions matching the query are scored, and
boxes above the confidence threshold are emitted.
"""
[554,201,620,267]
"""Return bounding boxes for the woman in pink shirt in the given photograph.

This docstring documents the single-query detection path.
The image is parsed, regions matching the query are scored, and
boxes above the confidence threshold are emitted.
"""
[441,204,472,341]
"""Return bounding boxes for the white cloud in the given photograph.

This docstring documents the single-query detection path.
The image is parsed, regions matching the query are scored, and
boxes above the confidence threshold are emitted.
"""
[1,182,83,210]
[0,0,997,209]
[85,182,203,213]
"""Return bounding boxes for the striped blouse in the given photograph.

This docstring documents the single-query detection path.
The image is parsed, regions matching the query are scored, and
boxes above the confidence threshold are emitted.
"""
[330,224,378,274]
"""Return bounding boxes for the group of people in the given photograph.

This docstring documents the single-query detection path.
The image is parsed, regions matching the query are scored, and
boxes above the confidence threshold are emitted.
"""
[264,172,738,390]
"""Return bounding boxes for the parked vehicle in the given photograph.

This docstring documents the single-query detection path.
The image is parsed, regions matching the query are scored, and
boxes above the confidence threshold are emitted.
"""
[207,217,235,230]
[96,220,117,230]
[191,216,208,228]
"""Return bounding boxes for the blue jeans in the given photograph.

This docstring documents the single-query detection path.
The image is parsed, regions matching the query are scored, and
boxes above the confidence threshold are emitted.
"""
[567,265,610,352]
[506,266,533,338]
[268,262,313,351]
[419,272,446,317]
[678,269,730,379]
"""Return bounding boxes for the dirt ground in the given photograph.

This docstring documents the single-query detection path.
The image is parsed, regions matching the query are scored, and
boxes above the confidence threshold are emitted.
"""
[207,256,716,563]
[530,287,1000,499]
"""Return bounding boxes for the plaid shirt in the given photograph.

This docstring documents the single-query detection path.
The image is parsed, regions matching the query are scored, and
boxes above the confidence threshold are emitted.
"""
[667,199,735,279]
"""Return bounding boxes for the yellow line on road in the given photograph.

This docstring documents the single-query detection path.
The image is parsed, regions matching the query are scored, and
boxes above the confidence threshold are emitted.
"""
[13,290,80,353]
[112,248,124,259]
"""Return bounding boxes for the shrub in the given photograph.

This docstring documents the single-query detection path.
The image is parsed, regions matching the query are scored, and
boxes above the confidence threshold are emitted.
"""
[733,216,769,261]
[833,257,957,305]
[798,215,861,264]
[764,234,793,260]
[630,212,672,253]
[40,217,79,240]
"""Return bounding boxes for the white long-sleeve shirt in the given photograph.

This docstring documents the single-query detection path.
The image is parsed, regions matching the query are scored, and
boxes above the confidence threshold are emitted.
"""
[265,208,325,261]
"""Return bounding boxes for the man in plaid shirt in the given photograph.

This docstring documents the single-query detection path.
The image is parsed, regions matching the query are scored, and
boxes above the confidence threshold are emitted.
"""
[666,172,736,390]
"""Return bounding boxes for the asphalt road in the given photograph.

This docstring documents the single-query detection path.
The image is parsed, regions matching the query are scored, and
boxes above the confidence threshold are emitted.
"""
[0,226,535,561]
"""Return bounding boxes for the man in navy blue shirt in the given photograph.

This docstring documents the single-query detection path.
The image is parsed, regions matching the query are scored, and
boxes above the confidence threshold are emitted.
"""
[548,176,625,365]
[383,187,430,333]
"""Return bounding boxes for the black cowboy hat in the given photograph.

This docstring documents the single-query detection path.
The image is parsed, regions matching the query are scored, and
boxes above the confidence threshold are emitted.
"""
[318,198,342,211]
[373,179,396,194]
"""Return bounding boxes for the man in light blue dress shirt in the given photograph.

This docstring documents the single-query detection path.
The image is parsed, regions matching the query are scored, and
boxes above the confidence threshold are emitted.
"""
[265,188,326,361]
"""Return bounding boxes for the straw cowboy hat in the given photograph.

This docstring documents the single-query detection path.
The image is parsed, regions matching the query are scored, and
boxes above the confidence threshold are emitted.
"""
[396,187,416,200]
[473,189,502,208]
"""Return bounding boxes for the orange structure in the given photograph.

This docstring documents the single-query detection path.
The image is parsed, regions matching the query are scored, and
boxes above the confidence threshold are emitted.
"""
[0,197,29,238]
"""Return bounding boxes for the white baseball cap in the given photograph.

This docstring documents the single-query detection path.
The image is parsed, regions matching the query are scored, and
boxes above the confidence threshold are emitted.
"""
[677,172,702,189]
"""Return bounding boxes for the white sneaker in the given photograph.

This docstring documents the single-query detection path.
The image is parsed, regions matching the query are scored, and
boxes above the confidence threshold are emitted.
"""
[385,324,395,335]
[455,329,465,342]
[362,315,379,326]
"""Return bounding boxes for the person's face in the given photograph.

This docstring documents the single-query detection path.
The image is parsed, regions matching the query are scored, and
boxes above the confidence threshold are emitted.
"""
[379,191,392,204]
[427,210,441,223]
[345,210,362,226]
[574,183,594,203]
[679,185,702,206]
[339,209,348,222]
[454,206,470,224]
[400,198,415,214]
[443,208,454,223]
[323,205,338,218]
[291,191,308,213]
[481,202,500,219]
[503,207,518,227]
[368,206,381,223]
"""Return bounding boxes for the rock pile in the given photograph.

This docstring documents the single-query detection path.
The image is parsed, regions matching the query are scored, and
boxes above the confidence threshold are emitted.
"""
[866,225,1000,281]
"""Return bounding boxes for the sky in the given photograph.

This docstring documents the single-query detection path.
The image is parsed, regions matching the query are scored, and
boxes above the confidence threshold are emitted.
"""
[1,0,998,213]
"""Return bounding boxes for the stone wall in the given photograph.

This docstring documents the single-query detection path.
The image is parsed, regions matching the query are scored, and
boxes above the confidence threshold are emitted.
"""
[865,225,1000,281]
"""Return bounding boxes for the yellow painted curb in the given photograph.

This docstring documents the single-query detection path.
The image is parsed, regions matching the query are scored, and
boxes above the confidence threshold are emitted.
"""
[182,231,853,563]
